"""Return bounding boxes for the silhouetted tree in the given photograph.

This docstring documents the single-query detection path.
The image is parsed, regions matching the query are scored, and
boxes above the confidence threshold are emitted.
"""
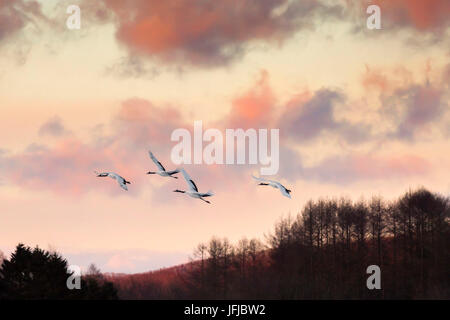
[109,188,449,300]
[0,244,118,300]
[0,250,5,268]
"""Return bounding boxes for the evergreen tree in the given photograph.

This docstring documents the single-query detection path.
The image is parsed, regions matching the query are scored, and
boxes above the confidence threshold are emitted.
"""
[0,244,118,300]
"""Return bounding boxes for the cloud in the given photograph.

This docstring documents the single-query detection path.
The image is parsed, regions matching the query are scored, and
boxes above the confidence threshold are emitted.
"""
[0,0,24,42]
[372,0,450,33]
[302,153,431,184]
[347,0,450,34]
[345,0,450,47]
[0,99,188,196]
[0,1,54,41]
[362,65,391,91]
[105,55,160,79]
[0,0,55,63]
[226,70,276,129]
[85,0,344,68]
[1,67,447,196]
[0,0,44,42]
[393,85,446,140]
[280,88,371,143]
[363,64,449,142]
[0,138,108,195]
[38,116,69,137]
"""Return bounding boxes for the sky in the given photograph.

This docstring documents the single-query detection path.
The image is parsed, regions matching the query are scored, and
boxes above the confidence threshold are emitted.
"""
[0,0,449,273]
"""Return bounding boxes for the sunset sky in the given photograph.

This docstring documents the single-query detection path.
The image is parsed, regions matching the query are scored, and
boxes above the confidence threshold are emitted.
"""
[0,0,449,273]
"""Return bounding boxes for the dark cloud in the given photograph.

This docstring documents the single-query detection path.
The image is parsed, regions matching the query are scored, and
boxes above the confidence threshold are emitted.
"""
[0,0,48,42]
[382,84,447,141]
[84,0,344,68]
[280,89,371,144]
[345,0,450,47]
[396,85,445,140]
[0,0,25,41]
[281,89,341,140]
[0,0,55,64]
[372,0,450,34]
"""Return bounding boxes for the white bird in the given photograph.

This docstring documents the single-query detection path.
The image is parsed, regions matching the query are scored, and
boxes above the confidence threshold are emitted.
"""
[173,168,214,204]
[146,151,179,179]
[95,171,131,191]
[252,175,291,199]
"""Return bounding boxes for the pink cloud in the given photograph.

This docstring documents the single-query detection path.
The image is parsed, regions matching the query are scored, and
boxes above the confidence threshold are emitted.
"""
[352,154,430,179]
[84,0,344,67]
[301,153,431,184]
[0,67,447,195]
[0,99,189,197]
[226,70,276,129]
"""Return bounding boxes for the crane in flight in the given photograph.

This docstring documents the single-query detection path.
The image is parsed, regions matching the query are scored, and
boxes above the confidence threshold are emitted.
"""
[146,151,180,179]
[252,175,291,199]
[95,171,131,191]
[173,168,214,204]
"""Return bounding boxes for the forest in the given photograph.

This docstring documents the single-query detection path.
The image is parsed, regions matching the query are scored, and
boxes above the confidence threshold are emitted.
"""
[1,187,449,299]
[108,187,450,299]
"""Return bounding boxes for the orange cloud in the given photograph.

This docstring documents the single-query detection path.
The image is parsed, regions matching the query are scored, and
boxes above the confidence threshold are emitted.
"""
[371,0,450,32]
[362,65,390,91]
[1,65,447,196]
[226,70,275,128]
[85,0,344,67]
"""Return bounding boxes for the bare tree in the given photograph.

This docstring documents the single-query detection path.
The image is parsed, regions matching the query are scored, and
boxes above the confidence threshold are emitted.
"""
[193,242,208,291]
[0,250,6,268]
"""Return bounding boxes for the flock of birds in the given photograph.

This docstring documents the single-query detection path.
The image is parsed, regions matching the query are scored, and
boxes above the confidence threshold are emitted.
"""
[95,151,292,204]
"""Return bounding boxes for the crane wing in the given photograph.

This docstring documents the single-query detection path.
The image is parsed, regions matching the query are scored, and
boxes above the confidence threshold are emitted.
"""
[181,168,198,192]
[199,190,214,197]
[252,174,268,183]
[110,173,128,191]
[148,151,165,172]
[118,180,128,191]
[166,169,180,175]
[276,183,291,199]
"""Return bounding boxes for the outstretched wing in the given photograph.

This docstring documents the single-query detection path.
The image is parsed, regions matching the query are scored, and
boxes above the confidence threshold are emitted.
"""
[252,174,268,183]
[110,173,128,191]
[118,180,128,191]
[254,174,291,198]
[166,169,180,175]
[149,151,165,172]
[199,190,214,197]
[181,168,198,192]
[274,182,291,199]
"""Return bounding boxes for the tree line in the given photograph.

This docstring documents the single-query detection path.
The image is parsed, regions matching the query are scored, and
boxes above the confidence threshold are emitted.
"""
[1,187,448,299]
[112,187,449,299]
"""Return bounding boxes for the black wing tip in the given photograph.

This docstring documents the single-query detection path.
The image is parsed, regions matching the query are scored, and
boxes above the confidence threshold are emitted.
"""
[190,180,199,192]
